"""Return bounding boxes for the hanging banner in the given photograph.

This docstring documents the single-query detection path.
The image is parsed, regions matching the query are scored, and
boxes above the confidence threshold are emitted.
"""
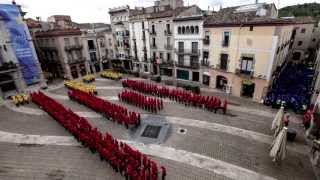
[0,4,39,85]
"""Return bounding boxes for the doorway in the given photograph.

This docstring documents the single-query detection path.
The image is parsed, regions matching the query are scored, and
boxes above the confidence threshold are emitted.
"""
[216,75,227,89]
[241,80,255,98]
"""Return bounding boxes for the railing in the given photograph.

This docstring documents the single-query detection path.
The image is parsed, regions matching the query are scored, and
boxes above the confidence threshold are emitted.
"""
[150,31,157,36]
[160,60,174,67]
[203,39,210,45]
[0,62,17,72]
[222,41,229,47]
[164,44,173,50]
[174,49,201,56]
[215,64,228,71]
[201,60,210,67]
[164,30,172,36]
[64,45,83,51]
[67,57,86,64]
[235,68,254,78]
[176,61,200,69]
[151,44,157,49]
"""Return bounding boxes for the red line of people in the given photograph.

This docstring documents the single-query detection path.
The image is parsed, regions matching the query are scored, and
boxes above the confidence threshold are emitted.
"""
[30,91,166,180]
[119,90,164,113]
[68,89,141,129]
[122,80,228,114]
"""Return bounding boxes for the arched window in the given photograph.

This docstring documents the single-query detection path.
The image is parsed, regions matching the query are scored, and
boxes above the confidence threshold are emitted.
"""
[195,26,199,34]
[191,26,195,34]
[182,26,185,34]
[186,26,190,34]
[178,27,182,34]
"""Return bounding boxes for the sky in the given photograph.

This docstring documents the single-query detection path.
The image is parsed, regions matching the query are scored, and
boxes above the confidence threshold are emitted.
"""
[0,0,319,23]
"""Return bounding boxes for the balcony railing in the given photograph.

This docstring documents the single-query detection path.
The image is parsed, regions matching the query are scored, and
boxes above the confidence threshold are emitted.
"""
[164,44,173,50]
[215,64,228,71]
[164,30,172,36]
[201,60,210,67]
[222,41,229,47]
[235,68,254,78]
[176,61,200,69]
[174,49,201,56]
[64,45,83,51]
[151,44,157,49]
[160,60,174,67]
[67,57,86,64]
[150,31,157,36]
[0,62,17,72]
[203,39,210,45]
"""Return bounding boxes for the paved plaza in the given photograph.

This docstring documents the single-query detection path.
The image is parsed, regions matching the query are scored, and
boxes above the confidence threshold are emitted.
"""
[0,75,316,180]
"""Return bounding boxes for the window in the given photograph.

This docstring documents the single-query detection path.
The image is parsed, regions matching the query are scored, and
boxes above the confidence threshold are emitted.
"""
[249,26,253,31]
[301,28,306,33]
[186,26,190,34]
[151,25,155,34]
[88,40,95,50]
[167,37,170,45]
[240,57,254,74]
[159,52,163,60]
[298,41,303,46]
[222,32,230,47]
[152,38,156,47]
[192,72,199,82]
[192,42,198,53]
[195,26,199,34]
[144,64,148,72]
[167,53,171,61]
[153,52,156,60]
[182,26,185,34]
[90,52,97,62]
[64,38,70,46]
[178,27,182,34]
[191,26,195,34]
[178,42,184,52]
[178,55,184,64]
[177,69,189,80]
[166,24,170,33]
[220,53,228,70]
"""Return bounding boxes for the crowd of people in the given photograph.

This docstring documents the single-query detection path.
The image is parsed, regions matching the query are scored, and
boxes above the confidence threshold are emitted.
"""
[68,89,141,129]
[101,70,123,80]
[64,80,97,95]
[118,90,164,113]
[11,93,29,106]
[122,80,228,114]
[31,91,166,180]
[83,74,95,83]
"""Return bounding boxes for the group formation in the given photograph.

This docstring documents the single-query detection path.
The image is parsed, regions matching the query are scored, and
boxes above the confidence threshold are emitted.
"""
[68,89,141,129]
[64,80,97,95]
[122,80,228,114]
[31,91,166,180]
[83,74,95,83]
[101,70,123,80]
[119,90,164,113]
[11,93,29,106]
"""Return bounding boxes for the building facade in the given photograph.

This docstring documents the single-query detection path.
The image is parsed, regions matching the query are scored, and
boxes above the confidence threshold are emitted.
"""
[109,6,132,71]
[204,4,294,102]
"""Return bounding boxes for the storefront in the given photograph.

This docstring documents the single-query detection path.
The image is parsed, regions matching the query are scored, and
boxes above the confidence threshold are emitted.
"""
[177,69,189,80]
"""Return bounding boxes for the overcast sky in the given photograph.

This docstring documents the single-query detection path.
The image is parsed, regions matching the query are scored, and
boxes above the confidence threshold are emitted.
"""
[0,0,319,23]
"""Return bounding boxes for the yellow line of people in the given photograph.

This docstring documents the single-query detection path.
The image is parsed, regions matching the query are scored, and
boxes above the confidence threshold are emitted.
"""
[83,74,95,83]
[64,80,97,95]
[11,94,29,106]
[100,70,122,80]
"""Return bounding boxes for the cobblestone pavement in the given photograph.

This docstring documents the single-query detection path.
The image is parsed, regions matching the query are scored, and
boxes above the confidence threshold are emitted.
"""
[0,75,316,180]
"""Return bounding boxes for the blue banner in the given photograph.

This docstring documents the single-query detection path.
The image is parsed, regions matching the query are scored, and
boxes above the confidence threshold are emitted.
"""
[0,4,39,85]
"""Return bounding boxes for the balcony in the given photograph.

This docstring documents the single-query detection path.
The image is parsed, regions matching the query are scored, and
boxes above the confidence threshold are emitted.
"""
[0,62,18,73]
[222,41,229,48]
[215,64,228,71]
[123,30,130,37]
[160,60,174,67]
[201,60,210,67]
[164,30,172,36]
[64,45,83,51]
[203,39,210,45]
[151,44,157,49]
[150,31,157,36]
[67,57,86,65]
[164,44,173,50]
[174,49,201,56]
[176,61,200,69]
[235,68,254,78]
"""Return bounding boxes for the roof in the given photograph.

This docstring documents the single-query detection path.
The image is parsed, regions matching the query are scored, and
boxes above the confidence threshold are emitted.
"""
[292,16,317,24]
[74,23,111,30]
[204,3,295,27]
[25,18,41,29]
[147,6,189,19]
[35,28,81,38]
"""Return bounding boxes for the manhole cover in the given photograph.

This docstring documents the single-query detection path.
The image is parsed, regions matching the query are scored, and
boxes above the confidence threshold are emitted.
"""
[177,128,187,134]
[141,125,162,138]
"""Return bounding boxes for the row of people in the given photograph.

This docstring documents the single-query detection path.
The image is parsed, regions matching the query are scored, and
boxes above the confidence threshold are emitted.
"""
[122,80,228,114]
[68,89,141,129]
[64,80,97,95]
[101,70,122,80]
[11,93,29,106]
[118,90,164,113]
[83,74,95,83]
[30,91,166,180]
